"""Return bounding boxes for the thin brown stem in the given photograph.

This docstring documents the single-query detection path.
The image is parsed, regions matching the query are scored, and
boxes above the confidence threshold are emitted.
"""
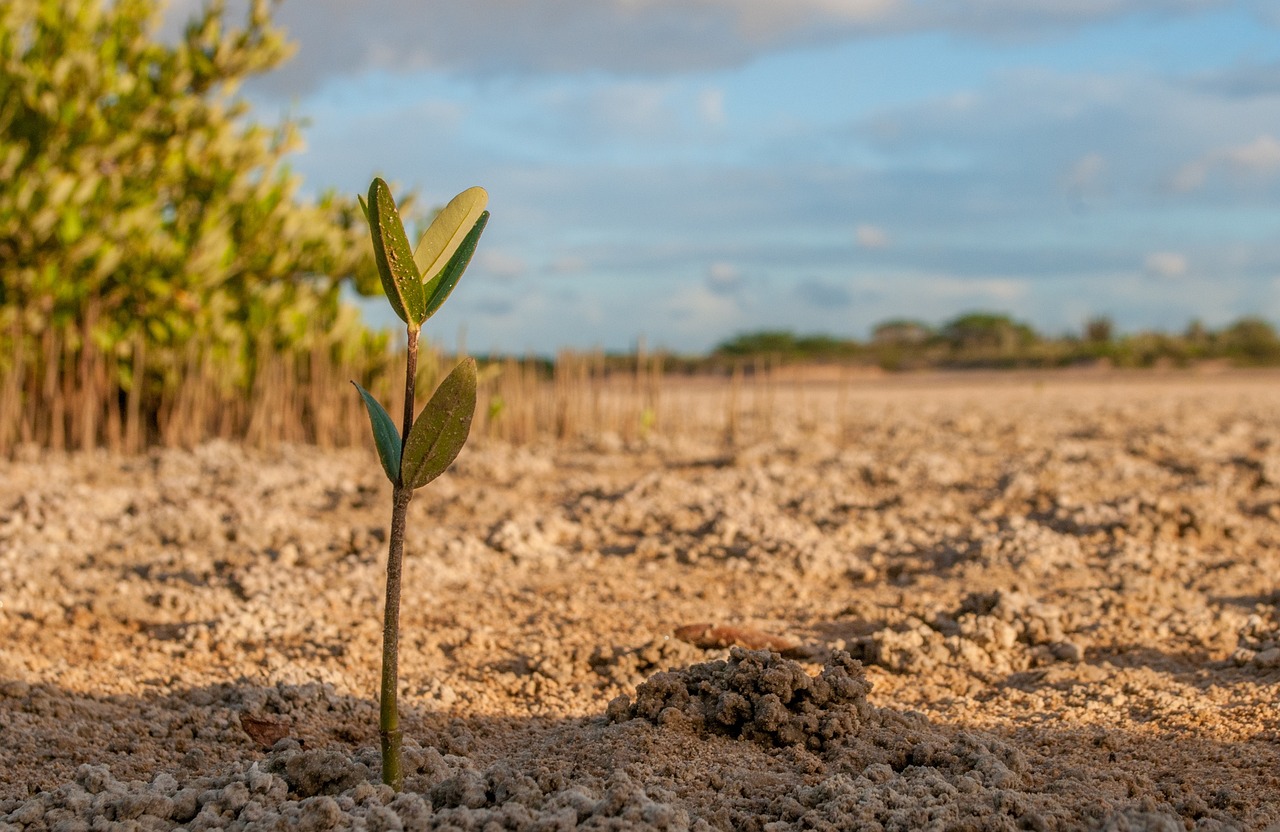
[401,328,419,439]
[380,325,420,791]
[379,482,411,790]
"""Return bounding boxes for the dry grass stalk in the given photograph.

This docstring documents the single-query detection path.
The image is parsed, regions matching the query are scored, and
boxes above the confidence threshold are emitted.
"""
[0,323,837,456]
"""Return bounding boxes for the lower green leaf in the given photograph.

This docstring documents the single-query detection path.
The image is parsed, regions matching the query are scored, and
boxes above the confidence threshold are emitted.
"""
[352,381,402,483]
[401,358,477,490]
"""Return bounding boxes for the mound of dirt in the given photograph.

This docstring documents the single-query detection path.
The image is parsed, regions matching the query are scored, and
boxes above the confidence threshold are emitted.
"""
[607,648,872,751]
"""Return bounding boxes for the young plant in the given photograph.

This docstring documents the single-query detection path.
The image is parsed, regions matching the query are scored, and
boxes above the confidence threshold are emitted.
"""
[352,178,489,790]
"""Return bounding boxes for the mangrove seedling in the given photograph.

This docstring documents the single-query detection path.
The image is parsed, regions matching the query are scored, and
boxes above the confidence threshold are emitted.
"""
[352,177,489,790]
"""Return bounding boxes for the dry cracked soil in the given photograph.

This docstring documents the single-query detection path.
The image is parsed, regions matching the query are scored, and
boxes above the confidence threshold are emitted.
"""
[1,371,1279,830]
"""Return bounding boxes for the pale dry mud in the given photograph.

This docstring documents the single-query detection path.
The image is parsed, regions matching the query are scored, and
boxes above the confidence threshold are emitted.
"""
[2,371,1280,830]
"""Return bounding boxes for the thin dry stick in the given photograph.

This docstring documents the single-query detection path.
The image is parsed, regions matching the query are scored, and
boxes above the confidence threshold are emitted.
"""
[169,341,203,448]
[0,321,26,454]
[76,301,99,451]
[647,349,663,435]
[591,349,604,434]
[125,333,145,454]
[104,345,122,453]
[836,365,850,446]
[244,338,274,448]
[40,327,58,450]
[217,347,245,442]
[725,362,742,448]
[311,341,334,449]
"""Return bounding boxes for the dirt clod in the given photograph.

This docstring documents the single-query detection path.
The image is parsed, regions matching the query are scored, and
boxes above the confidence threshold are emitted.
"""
[608,648,872,751]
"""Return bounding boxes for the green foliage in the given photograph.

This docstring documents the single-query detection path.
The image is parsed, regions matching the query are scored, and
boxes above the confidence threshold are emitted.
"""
[713,314,1280,372]
[368,177,427,328]
[714,330,861,361]
[871,319,932,346]
[352,380,402,483]
[352,176,487,792]
[940,312,1037,353]
[0,0,373,369]
[400,357,477,490]
[422,211,489,321]
[1219,317,1280,366]
[354,178,486,490]
[716,331,802,356]
[1084,316,1114,344]
[416,186,488,292]
[365,178,489,330]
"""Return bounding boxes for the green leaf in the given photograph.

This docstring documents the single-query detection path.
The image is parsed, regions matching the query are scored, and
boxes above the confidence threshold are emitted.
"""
[416,186,488,297]
[400,357,477,490]
[367,178,425,326]
[357,193,369,223]
[352,381,402,483]
[423,211,489,321]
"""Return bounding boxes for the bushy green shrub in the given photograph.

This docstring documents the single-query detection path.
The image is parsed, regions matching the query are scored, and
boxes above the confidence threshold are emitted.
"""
[0,0,377,395]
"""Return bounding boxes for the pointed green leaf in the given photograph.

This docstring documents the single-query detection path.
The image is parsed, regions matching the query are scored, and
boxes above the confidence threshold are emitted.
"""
[352,381,402,483]
[423,211,489,321]
[367,178,425,326]
[415,186,488,298]
[357,193,369,223]
[400,358,477,490]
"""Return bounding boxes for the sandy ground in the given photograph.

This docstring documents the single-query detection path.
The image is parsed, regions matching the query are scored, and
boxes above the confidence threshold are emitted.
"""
[1,371,1279,830]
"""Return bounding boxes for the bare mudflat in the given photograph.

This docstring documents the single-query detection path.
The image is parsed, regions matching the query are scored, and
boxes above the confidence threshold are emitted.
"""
[2,371,1279,830]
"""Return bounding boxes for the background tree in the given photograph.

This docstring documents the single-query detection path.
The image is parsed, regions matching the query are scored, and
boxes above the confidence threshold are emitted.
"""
[1084,316,1114,345]
[0,0,379,449]
[1218,317,1280,366]
[871,319,932,346]
[941,312,1037,354]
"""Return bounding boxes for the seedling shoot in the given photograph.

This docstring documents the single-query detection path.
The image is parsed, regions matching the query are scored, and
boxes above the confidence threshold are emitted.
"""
[353,177,489,790]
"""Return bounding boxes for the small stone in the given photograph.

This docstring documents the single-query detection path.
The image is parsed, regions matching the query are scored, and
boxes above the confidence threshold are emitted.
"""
[1051,641,1083,663]
[297,796,344,832]
[1254,647,1280,668]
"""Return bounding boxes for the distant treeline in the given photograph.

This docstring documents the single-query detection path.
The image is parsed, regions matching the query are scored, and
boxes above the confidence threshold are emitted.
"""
[488,312,1280,379]
[704,312,1280,372]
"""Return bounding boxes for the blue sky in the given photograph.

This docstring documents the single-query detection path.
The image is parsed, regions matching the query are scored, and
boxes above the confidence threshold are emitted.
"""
[171,1,1280,354]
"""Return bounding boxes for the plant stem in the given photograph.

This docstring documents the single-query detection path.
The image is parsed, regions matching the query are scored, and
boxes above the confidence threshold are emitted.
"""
[400,328,419,442]
[380,327,419,791]
[379,484,409,790]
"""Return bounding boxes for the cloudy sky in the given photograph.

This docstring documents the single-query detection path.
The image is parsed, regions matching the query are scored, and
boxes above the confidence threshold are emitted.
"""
[172,0,1280,354]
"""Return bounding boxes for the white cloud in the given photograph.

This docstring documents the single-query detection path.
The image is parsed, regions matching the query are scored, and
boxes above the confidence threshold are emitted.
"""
[1223,134,1280,174]
[523,79,742,152]
[719,0,902,37]
[1171,159,1210,193]
[1172,134,1280,191]
[706,261,742,295]
[854,224,890,249]
[1144,251,1188,278]
[698,88,727,127]
[658,282,744,342]
[1063,152,1106,195]
[165,0,1256,94]
[608,84,674,132]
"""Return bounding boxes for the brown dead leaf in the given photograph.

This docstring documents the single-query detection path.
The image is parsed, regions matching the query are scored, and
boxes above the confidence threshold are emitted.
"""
[237,713,291,749]
[674,622,800,655]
